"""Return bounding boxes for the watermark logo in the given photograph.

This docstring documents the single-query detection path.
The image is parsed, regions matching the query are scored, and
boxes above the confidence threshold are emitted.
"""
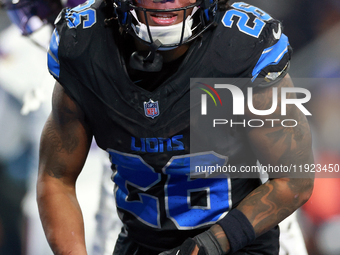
[198,82,223,114]
[201,84,311,116]
[194,81,312,129]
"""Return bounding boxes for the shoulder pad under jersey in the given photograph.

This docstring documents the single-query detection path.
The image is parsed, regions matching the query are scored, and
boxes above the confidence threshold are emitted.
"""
[47,0,104,80]
[214,2,292,86]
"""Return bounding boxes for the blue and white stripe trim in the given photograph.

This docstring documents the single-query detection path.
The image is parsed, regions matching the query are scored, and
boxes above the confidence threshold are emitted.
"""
[47,29,60,79]
[251,34,289,82]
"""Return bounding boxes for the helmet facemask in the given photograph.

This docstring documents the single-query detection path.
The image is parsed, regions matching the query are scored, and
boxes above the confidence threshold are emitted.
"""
[111,0,217,71]
[129,3,199,50]
[114,0,217,47]
[131,9,196,51]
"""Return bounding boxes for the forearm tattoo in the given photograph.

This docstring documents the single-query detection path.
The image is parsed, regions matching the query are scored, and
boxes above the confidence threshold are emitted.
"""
[210,224,230,254]
[237,178,313,236]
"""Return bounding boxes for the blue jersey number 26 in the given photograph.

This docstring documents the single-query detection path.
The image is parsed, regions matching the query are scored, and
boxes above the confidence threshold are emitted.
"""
[109,149,231,229]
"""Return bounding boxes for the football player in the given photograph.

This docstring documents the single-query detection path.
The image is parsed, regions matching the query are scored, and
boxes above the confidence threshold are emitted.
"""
[36,0,314,254]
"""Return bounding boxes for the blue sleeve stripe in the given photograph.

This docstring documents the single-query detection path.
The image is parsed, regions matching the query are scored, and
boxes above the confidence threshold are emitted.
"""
[48,29,60,78]
[251,34,289,81]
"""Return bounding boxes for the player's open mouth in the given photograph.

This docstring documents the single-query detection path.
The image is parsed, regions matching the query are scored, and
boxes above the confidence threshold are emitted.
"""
[150,13,178,25]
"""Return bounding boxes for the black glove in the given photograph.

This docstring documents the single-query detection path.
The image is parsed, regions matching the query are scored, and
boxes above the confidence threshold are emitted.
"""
[159,230,224,255]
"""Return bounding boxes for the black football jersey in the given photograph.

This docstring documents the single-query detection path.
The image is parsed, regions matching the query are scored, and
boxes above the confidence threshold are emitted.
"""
[47,0,291,251]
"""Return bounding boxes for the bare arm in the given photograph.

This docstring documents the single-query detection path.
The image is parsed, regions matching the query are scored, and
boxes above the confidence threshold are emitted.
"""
[37,81,93,255]
[209,74,314,254]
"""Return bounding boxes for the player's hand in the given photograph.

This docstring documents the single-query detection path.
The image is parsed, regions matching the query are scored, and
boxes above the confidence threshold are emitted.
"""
[158,238,205,255]
[159,229,224,255]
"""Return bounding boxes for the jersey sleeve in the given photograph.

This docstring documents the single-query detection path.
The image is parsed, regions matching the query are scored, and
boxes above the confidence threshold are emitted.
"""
[46,0,105,105]
[46,8,85,106]
[46,7,95,116]
[47,0,103,83]
[47,27,61,79]
[215,2,292,88]
[47,7,82,85]
[251,21,292,88]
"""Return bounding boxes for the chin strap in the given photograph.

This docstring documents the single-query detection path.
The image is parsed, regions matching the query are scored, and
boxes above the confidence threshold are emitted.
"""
[144,39,162,62]
[129,39,164,72]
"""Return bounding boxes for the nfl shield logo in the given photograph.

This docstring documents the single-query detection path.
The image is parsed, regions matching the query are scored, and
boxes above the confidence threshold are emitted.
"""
[144,99,160,119]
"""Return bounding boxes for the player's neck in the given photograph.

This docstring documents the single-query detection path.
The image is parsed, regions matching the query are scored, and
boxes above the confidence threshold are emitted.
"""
[134,39,190,63]
[159,45,190,63]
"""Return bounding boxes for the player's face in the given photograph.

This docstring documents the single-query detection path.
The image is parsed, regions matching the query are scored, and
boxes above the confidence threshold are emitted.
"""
[135,0,197,26]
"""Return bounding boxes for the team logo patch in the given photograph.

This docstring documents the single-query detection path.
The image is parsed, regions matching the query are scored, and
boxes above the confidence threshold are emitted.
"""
[144,99,160,119]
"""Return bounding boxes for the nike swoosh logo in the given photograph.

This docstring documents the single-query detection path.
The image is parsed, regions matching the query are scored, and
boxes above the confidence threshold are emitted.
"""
[273,24,281,40]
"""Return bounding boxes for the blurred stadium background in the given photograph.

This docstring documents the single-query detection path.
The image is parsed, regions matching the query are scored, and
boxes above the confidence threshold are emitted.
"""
[1,0,340,254]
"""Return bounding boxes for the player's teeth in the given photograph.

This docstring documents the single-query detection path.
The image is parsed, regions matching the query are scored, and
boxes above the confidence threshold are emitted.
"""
[155,14,173,18]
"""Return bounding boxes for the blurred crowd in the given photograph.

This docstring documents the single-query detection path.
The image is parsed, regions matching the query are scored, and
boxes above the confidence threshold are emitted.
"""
[0,0,340,254]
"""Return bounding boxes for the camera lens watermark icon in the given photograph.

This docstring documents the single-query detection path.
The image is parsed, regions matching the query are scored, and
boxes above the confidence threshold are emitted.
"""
[198,82,223,115]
